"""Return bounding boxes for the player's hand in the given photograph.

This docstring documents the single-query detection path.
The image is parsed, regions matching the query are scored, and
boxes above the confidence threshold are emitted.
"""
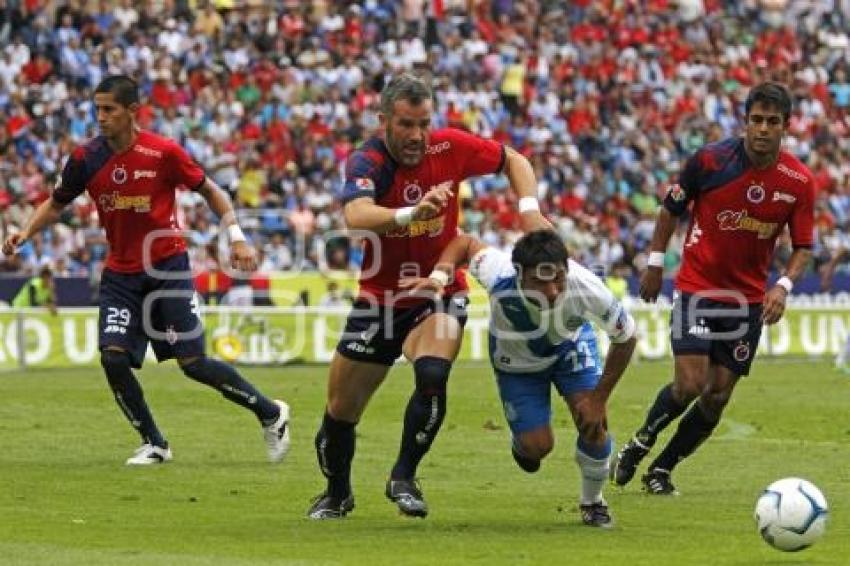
[639,267,663,302]
[2,233,25,256]
[519,210,553,233]
[412,185,454,221]
[229,240,258,272]
[399,276,446,298]
[761,285,787,325]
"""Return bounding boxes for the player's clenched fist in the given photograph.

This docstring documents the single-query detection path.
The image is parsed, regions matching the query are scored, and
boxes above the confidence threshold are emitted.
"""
[412,186,454,221]
[2,233,25,256]
[230,241,258,272]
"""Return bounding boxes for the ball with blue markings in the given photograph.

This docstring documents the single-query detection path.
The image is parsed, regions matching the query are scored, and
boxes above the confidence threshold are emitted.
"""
[754,477,828,552]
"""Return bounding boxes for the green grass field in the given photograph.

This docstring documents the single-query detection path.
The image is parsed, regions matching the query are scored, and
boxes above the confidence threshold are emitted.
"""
[0,360,847,565]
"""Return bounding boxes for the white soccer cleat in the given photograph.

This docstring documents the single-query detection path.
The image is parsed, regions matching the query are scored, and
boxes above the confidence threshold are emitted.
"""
[263,400,291,463]
[126,443,173,465]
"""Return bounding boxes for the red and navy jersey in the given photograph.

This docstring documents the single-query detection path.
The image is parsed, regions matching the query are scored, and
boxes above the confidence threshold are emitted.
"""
[663,137,815,304]
[53,130,205,273]
[342,128,505,306]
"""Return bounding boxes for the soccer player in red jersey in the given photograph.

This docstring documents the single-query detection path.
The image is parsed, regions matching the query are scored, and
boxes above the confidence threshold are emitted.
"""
[308,74,549,519]
[611,82,815,494]
[2,76,291,466]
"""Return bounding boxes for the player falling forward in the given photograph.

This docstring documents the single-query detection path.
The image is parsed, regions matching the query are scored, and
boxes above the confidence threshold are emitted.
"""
[2,75,290,465]
[611,82,814,495]
[402,230,637,527]
[307,74,549,519]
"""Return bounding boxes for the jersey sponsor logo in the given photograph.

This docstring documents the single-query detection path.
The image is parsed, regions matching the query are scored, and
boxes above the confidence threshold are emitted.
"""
[354,177,375,192]
[111,164,128,184]
[746,183,765,204]
[134,145,163,158]
[385,216,445,238]
[776,163,808,183]
[425,141,451,155]
[667,183,687,202]
[716,209,778,239]
[773,191,796,204]
[134,169,157,180]
[403,181,423,204]
[99,191,152,213]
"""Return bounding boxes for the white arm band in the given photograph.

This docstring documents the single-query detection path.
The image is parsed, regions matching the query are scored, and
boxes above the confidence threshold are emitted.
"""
[428,269,450,286]
[394,206,414,226]
[518,196,540,213]
[647,251,665,268]
[776,276,793,293]
[228,224,246,243]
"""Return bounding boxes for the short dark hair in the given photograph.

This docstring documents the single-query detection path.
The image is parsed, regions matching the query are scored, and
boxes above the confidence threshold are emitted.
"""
[511,230,569,272]
[380,74,433,116]
[745,82,792,122]
[95,75,140,107]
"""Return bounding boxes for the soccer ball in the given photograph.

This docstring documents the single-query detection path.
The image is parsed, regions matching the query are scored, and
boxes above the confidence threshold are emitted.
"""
[754,478,828,552]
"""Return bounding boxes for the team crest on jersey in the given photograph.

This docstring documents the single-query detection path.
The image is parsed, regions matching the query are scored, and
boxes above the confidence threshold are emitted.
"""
[746,183,765,204]
[403,181,423,204]
[111,164,128,184]
[667,184,686,202]
[355,177,375,192]
[733,341,750,362]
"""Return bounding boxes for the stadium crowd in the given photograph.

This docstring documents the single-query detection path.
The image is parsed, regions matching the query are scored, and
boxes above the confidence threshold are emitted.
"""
[1,0,850,300]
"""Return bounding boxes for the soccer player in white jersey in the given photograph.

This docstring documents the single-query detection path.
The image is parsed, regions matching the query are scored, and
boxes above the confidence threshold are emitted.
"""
[401,230,637,527]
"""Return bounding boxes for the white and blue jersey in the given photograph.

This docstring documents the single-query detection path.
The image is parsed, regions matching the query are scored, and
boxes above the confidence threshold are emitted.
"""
[468,247,637,433]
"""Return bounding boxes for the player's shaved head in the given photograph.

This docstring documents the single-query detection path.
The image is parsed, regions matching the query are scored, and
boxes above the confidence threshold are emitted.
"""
[95,75,140,108]
[380,74,433,116]
[745,82,792,123]
[512,230,569,272]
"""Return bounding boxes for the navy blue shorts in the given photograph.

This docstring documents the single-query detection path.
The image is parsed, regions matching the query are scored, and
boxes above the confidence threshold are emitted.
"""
[98,252,205,368]
[670,292,763,376]
[336,295,469,366]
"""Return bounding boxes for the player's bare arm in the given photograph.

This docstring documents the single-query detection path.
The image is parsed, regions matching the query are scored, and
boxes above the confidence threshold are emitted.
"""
[503,146,552,232]
[574,334,637,441]
[762,247,812,325]
[343,184,453,234]
[398,234,486,296]
[2,197,66,256]
[195,177,257,272]
[639,206,678,302]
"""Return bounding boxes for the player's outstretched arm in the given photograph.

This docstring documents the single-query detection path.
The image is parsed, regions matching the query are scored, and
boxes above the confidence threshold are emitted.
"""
[195,177,257,272]
[344,184,453,234]
[399,234,486,295]
[639,206,678,302]
[2,198,65,256]
[503,146,552,233]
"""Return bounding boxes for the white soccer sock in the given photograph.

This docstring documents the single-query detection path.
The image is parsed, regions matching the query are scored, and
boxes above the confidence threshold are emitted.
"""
[575,438,612,505]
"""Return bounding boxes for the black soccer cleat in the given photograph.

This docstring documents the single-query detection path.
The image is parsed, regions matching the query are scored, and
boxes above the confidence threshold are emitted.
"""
[385,479,428,518]
[610,437,650,486]
[307,492,355,520]
[580,502,614,528]
[511,446,541,473]
[641,469,679,495]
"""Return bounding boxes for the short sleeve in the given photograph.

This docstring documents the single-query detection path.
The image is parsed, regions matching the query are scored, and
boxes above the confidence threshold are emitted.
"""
[52,152,87,205]
[168,142,205,190]
[789,175,815,248]
[444,128,505,179]
[663,150,702,216]
[469,247,516,291]
[575,264,636,343]
[341,151,380,204]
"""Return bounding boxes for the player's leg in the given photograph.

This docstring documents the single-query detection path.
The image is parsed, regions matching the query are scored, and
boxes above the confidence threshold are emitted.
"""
[149,253,289,461]
[496,369,554,473]
[558,330,613,527]
[643,307,759,494]
[309,298,395,519]
[612,292,710,486]
[386,301,466,517]
[97,270,169,465]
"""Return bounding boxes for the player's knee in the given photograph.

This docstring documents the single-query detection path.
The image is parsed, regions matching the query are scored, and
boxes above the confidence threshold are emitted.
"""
[413,356,451,398]
[671,375,702,404]
[100,349,133,388]
[517,429,554,460]
[700,387,733,417]
[179,356,223,387]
